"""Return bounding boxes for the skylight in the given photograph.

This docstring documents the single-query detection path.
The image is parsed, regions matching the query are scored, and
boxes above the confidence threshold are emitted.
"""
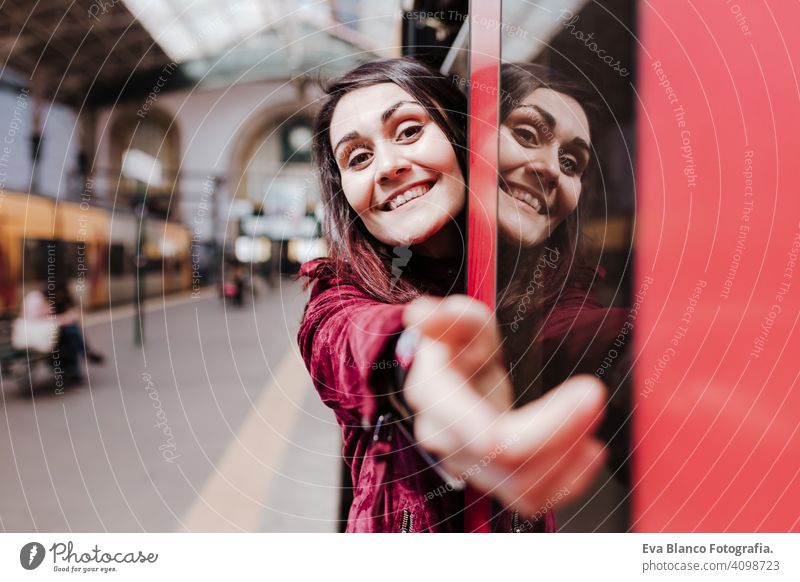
[121,0,321,62]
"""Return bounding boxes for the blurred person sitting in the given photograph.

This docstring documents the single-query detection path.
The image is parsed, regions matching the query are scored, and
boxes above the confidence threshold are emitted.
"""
[13,288,58,354]
[52,281,105,383]
[13,277,105,389]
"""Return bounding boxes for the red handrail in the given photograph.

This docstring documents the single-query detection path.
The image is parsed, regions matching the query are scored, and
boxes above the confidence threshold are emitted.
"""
[465,0,500,534]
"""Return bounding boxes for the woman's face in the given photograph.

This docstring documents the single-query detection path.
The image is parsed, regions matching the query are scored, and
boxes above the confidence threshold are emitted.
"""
[498,88,591,248]
[329,83,465,255]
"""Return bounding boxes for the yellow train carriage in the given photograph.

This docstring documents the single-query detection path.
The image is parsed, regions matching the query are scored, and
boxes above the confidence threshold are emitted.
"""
[0,192,58,313]
[0,191,192,315]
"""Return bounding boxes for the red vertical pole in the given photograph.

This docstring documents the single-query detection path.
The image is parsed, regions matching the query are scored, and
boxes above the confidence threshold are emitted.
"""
[634,0,800,531]
[465,0,500,533]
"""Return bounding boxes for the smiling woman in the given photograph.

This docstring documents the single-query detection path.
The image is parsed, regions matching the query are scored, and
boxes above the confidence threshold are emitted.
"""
[499,88,590,249]
[308,58,468,305]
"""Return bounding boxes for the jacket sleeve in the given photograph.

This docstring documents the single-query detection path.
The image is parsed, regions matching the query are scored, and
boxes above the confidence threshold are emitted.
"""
[297,274,407,426]
[540,288,628,379]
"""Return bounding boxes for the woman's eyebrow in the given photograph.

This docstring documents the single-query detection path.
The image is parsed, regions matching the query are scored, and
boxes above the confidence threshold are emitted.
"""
[333,131,359,158]
[381,100,419,123]
[570,137,591,157]
[518,104,557,131]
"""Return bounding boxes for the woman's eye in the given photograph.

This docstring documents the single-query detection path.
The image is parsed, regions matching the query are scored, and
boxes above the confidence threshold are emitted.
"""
[397,124,423,141]
[512,126,539,146]
[559,152,579,175]
[347,151,372,168]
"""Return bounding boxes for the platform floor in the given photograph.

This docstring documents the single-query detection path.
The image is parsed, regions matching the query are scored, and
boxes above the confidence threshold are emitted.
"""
[0,280,341,532]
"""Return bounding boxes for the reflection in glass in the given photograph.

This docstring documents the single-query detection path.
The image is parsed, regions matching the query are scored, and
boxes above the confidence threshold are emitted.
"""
[496,0,637,533]
[497,62,600,407]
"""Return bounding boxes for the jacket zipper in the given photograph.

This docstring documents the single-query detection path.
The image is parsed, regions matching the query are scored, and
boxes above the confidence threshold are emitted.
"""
[400,508,414,533]
[372,413,393,443]
[511,511,521,533]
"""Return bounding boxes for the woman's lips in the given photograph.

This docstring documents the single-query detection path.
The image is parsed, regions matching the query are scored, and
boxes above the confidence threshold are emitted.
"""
[384,180,436,211]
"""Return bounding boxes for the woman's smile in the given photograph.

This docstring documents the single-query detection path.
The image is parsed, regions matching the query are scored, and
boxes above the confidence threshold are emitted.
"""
[500,179,549,215]
[382,178,437,211]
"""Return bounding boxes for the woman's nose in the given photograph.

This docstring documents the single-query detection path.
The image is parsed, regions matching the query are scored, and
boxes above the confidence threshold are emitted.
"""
[376,147,411,185]
[525,147,560,190]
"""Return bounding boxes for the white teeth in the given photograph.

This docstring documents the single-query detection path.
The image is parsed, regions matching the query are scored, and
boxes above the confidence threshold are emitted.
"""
[386,183,432,210]
[510,188,546,214]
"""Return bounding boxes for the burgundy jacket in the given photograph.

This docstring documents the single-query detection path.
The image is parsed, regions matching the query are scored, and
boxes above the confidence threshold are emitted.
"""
[297,258,628,532]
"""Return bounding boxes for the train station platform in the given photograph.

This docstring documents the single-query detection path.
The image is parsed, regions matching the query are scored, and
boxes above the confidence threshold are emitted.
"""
[0,281,341,532]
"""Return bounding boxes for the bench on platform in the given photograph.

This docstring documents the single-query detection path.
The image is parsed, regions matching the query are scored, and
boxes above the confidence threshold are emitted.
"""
[0,315,52,396]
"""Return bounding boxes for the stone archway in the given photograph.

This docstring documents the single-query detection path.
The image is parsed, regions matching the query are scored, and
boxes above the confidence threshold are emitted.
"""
[229,99,319,212]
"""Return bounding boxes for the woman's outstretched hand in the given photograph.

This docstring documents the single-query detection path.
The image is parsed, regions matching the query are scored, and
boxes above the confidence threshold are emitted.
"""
[402,295,608,517]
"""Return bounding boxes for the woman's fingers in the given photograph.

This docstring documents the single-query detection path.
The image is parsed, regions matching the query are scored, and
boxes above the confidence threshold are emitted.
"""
[501,374,606,463]
[548,439,608,507]
[505,439,608,517]
[449,431,606,517]
[443,375,606,513]
[413,377,607,511]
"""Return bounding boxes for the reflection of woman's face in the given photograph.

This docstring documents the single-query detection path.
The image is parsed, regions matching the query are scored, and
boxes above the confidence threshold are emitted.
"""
[498,88,591,248]
[329,83,465,256]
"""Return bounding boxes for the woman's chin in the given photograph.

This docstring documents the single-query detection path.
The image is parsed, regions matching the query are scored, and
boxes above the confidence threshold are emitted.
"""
[497,193,546,245]
[498,213,548,250]
[500,233,547,251]
[373,224,435,250]
[383,213,453,248]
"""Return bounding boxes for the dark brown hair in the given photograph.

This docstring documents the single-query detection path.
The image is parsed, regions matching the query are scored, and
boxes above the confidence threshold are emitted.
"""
[304,58,468,303]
